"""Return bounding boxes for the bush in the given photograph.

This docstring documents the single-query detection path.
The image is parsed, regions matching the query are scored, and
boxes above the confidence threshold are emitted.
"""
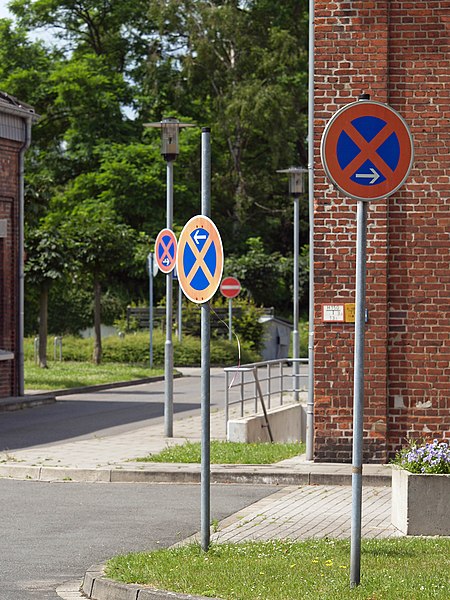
[24,331,260,367]
[179,297,265,352]
[24,335,92,362]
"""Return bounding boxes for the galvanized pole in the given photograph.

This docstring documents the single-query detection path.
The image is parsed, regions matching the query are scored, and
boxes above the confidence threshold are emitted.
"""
[306,0,315,461]
[228,298,233,342]
[293,194,300,402]
[178,279,183,342]
[148,252,154,369]
[350,199,368,587]
[201,127,211,552]
[165,160,174,437]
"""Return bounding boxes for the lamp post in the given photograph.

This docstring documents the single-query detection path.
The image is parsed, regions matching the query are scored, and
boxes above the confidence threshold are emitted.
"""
[277,167,308,402]
[144,118,194,437]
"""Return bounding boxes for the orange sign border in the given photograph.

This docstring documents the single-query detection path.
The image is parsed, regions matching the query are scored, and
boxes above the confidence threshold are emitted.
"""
[155,228,177,273]
[321,100,414,201]
[177,215,224,304]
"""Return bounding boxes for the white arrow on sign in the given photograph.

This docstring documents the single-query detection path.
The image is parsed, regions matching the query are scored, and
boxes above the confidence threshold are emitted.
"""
[355,167,380,185]
[193,229,207,244]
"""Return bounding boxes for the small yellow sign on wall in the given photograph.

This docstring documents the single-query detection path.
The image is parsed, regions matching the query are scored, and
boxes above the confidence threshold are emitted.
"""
[322,302,367,324]
[344,303,356,323]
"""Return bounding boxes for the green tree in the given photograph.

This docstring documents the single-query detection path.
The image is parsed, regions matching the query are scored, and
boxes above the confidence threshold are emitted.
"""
[2,0,312,332]
[225,237,308,316]
[24,225,68,367]
[148,0,309,251]
[60,200,136,364]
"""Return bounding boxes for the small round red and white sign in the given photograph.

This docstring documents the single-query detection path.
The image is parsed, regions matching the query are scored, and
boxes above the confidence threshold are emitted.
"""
[220,277,241,299]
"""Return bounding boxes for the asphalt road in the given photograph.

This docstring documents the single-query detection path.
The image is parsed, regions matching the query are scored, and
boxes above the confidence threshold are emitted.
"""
[0,371,275,598]
[0,369,225,451]
[0,479,276,599]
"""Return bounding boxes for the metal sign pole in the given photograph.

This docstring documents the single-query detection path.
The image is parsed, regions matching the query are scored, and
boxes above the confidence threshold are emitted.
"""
[148,252,154,369]
[293,194,300,402]
[350,199,368,587]
[201,127,211,552]
[319,95,414,588]
[178,279,183,342]
[165,160,174,437]
[306,0,315,463]
[228,298,233,341]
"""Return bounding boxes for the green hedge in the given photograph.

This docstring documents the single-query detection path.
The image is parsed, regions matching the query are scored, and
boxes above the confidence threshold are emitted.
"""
[24,331,260,367]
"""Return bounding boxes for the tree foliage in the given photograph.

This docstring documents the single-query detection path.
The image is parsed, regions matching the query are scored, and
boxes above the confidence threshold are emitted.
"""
[1,0,311,342]
[24,224,69,366]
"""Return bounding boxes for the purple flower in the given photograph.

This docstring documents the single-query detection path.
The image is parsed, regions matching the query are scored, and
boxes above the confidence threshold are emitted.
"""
[395,438,450,474]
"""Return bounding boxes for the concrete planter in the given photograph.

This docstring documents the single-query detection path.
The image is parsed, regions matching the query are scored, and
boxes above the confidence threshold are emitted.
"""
[391,466,450,535]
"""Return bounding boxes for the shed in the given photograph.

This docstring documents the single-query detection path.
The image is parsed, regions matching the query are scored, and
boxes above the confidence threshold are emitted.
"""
[259,315,293,361]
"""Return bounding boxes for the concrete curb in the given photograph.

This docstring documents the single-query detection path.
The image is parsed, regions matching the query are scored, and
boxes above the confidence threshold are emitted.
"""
[82,564,221,600]
[1,373,180,412]
[0,462,392,486]
[0,393,56,412]
[26,373,180,399]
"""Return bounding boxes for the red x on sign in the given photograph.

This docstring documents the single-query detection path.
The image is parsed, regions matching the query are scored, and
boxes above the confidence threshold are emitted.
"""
[321,100,414,201]
[155,228,177,273]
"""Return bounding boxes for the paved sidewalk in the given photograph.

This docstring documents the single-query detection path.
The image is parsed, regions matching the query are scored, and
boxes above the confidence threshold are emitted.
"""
[210,484,398,543]
[0,403,390,486]
[0,368,391,486]
[0,370,402,599]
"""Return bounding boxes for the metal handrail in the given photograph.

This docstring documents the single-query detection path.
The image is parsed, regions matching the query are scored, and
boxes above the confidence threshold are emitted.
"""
[224,357,308,432]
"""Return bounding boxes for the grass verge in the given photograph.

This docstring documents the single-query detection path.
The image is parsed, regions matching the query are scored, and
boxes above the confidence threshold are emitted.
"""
[105,538,450,600]
[24,360,163,390]
[135,440,305,464]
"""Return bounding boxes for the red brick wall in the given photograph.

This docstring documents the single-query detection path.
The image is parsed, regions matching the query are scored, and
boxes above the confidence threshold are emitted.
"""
[386,1,450,450]
[313,1,449,462]
[0,140,20,398]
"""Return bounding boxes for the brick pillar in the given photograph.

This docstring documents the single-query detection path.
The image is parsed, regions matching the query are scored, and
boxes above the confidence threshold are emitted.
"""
[314,2,390,462]
[387,1,450,452]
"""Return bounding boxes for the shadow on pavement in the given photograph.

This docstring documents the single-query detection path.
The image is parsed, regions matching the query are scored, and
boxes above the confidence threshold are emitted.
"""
[0,400,199,451]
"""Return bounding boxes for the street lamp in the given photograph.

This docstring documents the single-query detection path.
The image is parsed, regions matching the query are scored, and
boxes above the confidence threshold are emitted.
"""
[144,118,195,437]
[277,167,308,402]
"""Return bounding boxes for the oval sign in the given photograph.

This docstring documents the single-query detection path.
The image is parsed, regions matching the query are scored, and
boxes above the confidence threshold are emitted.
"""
[177,215,224,304]
[155,228,177,273]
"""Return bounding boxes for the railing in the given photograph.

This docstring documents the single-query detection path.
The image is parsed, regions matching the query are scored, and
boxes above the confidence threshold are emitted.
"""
[224,358,308,432]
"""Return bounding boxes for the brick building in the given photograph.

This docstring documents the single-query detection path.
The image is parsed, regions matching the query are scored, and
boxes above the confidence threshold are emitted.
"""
[313,1,449,462]
[0,94,36,399]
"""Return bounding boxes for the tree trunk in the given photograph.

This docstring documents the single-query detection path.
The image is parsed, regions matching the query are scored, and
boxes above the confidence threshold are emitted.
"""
[38,283,49,368]
[92,276,102,365]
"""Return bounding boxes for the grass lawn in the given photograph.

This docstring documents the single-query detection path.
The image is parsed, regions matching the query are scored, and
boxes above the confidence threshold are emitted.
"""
[105,538,450,600]
[24,360,163,390]
[135,440,305,464]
